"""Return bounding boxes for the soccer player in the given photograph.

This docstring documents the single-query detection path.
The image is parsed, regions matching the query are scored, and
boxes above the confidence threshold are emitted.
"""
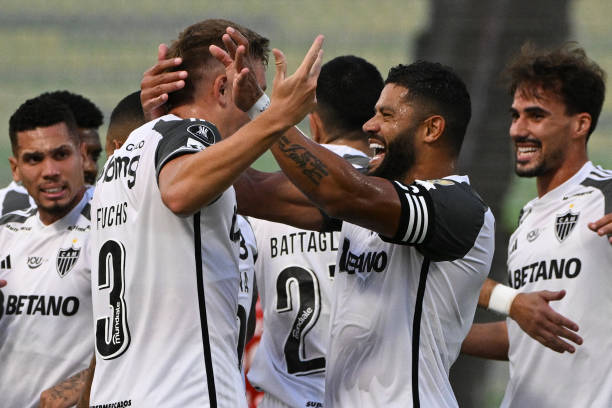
[104,90,145,157]
[244,55,382,408]
[88,18,323,407]
[0,91,103,216]
[214,30,495,403]
[0,96,94,408]
[462,43,612,407]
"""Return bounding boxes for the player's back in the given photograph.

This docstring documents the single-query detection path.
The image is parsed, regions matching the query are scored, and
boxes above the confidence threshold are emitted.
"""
[90,114,245,407]
[248,144,367,408]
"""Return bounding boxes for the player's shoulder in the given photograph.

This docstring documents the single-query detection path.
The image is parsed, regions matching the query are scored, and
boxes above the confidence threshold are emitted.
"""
[322,144,370,169]
[0,206,38,227]
[580,164,612,195]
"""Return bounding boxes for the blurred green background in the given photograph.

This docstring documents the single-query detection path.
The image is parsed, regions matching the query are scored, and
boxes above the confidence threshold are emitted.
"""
[2,1,611,405]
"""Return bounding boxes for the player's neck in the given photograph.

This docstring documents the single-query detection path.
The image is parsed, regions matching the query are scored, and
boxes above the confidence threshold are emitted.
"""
[403,157,456,185]
[320,130,372,156]
[536,157,588,197]
[170,104,217,124]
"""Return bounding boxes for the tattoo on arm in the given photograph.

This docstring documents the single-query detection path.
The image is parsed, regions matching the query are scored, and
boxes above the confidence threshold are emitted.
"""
[42,368,88,405]
[278,135,328,185]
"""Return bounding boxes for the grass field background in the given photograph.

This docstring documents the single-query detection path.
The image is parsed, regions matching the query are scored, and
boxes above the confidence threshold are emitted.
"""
[1,1,611,405]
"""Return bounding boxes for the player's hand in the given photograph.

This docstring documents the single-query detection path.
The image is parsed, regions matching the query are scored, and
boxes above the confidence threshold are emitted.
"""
[0,279,6,288]
[509,290,582,353]
[209,27,264,112]
[588,212,612,245]
[265,35,324,127]
[140,43,187,121]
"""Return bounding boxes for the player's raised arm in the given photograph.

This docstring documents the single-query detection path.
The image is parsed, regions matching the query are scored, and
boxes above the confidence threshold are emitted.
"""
[158,35,324,215]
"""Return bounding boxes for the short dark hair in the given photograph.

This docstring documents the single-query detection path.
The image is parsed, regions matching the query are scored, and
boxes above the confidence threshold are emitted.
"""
[315,55,383,138]
[9,96,79,155]
[386,61,471,155]
[39,90,103,129]
[505,42,606,139]
[166,18,270,109]
[107,91,146,148]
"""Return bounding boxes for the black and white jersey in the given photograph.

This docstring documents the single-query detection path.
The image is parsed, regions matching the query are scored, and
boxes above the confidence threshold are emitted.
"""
[236,215,257,377]
[247,145,368,408]
[325,176,494,408]
[502,162,612,408]
[0,181,35,216]
[0,188,93,408]
[90,114,246,407]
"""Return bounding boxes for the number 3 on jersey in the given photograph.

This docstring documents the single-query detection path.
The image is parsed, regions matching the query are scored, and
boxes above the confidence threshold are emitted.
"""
[96,240,131,359]
[276,266,325,375]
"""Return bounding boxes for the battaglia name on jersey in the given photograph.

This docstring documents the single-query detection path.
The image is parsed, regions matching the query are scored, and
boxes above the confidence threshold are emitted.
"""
[270,231,338,258]
[96,202,128,230]
[508,257,581,289]
[0,293,80,320]
[99,154,140,189]
[338,238,388,274]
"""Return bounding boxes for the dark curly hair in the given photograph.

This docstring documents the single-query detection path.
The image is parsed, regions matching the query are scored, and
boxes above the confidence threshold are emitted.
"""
[39,90,103,129]
[315,55,383,138]
[9,96,79,155]
[504,42,606,139]
[386,61,471,155]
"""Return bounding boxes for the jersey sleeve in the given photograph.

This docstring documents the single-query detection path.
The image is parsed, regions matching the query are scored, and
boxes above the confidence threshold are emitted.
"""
[153,118,221,182]
[381,179,488,262]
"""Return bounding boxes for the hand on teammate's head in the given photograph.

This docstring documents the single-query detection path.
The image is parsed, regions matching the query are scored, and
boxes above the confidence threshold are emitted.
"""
[140,43,187,121]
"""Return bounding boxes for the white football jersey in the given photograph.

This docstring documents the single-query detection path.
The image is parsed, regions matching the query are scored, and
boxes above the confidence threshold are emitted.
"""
[0,181,35,216]
[247,144,368,408]
[90,114,246,408]
[0,188,94,408]
[325,176,495,408]
[502,162,612,408]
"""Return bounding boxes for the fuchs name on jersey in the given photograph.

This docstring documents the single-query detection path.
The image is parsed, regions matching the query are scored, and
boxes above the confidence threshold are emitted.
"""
[98,141,145,189]
[338,237,388,274]
[508,257,581,289]
[0,292,80,318]
[96,202,128,230]
[270,230,338,258]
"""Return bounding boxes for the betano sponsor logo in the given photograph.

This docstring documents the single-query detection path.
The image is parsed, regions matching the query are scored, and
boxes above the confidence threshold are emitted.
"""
[0,294,80,320]
[509,257,581,289]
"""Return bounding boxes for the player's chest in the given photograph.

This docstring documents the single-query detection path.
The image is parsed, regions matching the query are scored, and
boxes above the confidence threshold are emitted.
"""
[507,192,605,290]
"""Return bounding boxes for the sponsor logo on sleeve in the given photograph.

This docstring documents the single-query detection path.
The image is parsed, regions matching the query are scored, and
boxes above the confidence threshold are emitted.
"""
[187,123,216,148]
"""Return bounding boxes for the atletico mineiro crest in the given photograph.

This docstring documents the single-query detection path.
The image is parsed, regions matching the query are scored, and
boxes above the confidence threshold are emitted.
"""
[555,210,579,242]
[56,242,81,278]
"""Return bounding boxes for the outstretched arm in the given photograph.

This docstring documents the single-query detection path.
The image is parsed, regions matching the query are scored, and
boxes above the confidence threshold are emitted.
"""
[159,36,324,215]
[478,278,582,354]
[461,321,509,361]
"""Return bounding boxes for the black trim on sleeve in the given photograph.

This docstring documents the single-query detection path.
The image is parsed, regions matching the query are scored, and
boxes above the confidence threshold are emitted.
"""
[380,181,433,245]
[153,118,221,183]
[411,257,431,408]
[0,207,37,225]
[1,190,31,215]
[193,212,217,407]
[582,172,612,215]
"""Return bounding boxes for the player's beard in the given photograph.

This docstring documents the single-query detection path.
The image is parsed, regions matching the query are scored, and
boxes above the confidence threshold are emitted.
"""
[514,143,566,178]
[368,126,417,181]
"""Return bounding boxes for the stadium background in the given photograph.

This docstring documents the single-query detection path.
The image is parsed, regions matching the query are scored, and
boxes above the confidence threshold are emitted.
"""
[1,1,611,405]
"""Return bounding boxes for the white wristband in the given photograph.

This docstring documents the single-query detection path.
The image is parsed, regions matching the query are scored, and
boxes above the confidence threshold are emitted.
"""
[247,93,270,119]
[488,284,519,315]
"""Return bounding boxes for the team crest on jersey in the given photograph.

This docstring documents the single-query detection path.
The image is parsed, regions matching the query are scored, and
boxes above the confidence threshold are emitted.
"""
[187,123,216,148]
[56,246,81,277]
[555,210,579,242]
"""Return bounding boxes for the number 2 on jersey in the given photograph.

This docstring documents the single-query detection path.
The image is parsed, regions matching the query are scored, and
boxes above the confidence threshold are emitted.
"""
[276,266,325,375]
[96,239,131,359]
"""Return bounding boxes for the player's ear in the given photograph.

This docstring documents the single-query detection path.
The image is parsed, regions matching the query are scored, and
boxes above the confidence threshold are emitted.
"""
[309,112,324,144]
[79,141,88,163]
[213,74,230,108]
[574,112,591,140]
[422,115,445,144]
[8,156,20,183]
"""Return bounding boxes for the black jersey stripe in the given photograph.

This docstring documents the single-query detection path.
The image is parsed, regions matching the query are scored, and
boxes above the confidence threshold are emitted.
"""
[411,257,431,408]
[193,212,217,407]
